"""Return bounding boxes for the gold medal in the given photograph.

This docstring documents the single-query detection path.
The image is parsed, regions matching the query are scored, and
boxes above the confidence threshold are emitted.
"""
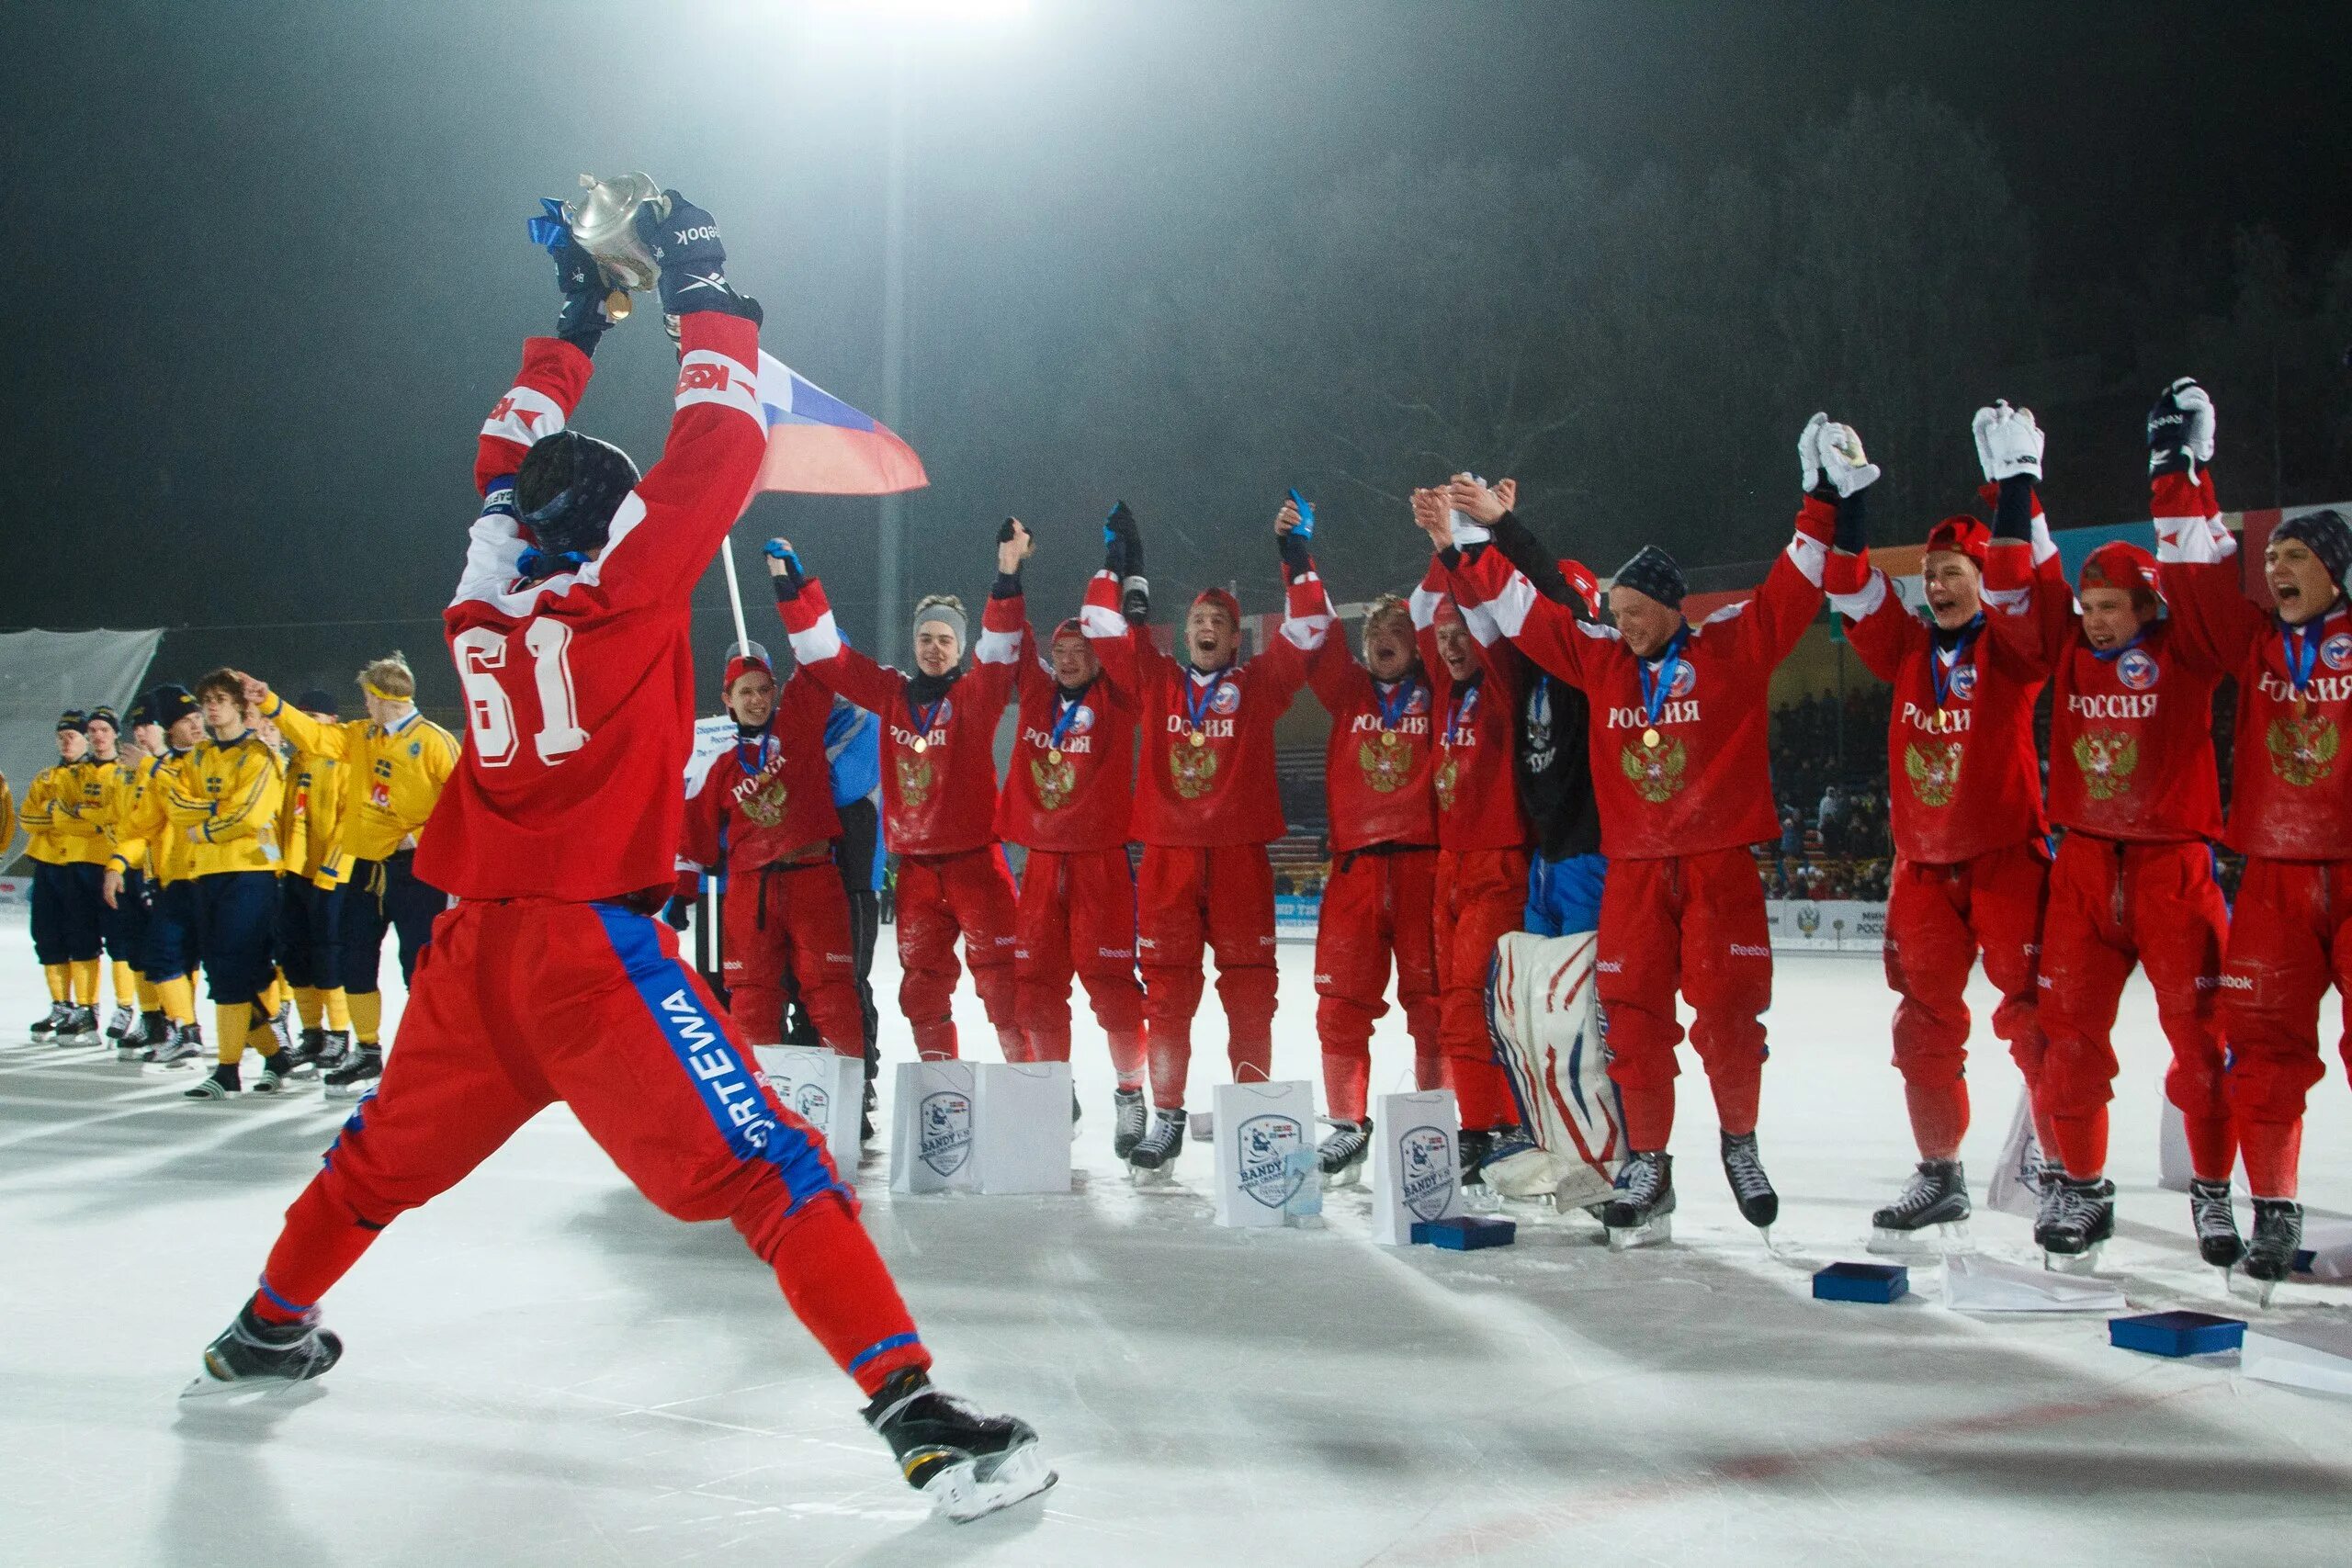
[1188,730,1207,749]
[911,737,928,754]
[1642,727,1660,749]
[1381,730,1399,749]
[604,287,633,322]
[1046,748,1063,764]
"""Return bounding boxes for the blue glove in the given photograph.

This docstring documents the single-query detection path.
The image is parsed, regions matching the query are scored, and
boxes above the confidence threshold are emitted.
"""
[636,191,762,326]
[1285,488,1317,541]
[765,538,807,600]
[528,199,613,354]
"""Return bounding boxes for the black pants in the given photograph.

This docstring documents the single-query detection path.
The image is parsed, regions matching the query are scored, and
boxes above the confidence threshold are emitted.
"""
[276,876,344,991]
[32,861,105,965]
[336,850,447,995]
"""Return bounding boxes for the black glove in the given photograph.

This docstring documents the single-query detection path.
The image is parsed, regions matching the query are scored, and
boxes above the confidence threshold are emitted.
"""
[1833,486,1870,555]
[2147,377,2214,477]
[661,896,693,931]
[1105,502,1149,624]
[529,199,615,354]
[765,539,807,601]
[637,191,763,326]
[1276,528,1313,576]
[1991,475,2033,543]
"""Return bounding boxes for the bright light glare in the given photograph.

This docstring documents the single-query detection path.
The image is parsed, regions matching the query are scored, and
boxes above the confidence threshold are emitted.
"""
[800,0,1033,28]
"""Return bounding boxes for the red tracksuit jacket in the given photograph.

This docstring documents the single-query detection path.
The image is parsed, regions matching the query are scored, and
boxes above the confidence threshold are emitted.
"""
[1084,560,1334,848]
[2156,470,2352,862]
[1412,558,1529,852]
[994,584,1137,853]
[679,669,843,878]
[780,579,1022,857]
[1830,497,2063,864]
[425,312,768,902]
[1451,502,1834,860]
[1307,630,1438,855]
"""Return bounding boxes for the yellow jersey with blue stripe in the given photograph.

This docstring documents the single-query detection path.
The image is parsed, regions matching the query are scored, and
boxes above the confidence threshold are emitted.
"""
[164,732,286,877]
[264,695,458,868]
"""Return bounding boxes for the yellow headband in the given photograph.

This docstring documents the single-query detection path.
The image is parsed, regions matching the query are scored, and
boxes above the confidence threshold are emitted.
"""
[361,680,409,703]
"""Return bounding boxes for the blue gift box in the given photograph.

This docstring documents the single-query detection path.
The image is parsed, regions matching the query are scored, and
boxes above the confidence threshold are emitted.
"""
[1411,1216,1516,1250]
[2109,1311,2245,1359]
[1812,1261,1909,1303]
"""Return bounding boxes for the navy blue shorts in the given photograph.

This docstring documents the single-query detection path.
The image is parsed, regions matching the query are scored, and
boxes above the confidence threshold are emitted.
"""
[141,879,197,984]
[30,862,104,965]
[195,870,280,1006]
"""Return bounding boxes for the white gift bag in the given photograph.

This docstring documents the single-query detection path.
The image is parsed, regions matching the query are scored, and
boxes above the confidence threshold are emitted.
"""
[1370,1089,1463,1246]
[2245,1320,2352,1396]
[1984,1087,2043,1218]
[972,1062,1073,1194]
[889,1060,979,1195]
[1941,1253,2125,1314]
[752,1046,865,1172]
[1212,1080,1315,1228]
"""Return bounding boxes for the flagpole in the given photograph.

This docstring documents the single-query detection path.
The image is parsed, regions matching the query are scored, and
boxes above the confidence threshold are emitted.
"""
[719,534,752,656]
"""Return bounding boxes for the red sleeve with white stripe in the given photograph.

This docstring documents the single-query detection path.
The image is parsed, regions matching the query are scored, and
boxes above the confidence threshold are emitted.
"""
[776,574,908,716]
[1451,544,1602,691]
[474,336,593,497]
[1247,554,1338,701]
[1712,502,1831,669]
[2152,468,2265,669]
[967,591,1029,718]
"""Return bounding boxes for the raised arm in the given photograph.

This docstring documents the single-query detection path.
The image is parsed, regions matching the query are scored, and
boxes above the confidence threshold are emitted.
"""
[1081,502,1165,694]
[968,519,1035,716]
[1250,501,1339,701]
[2146,379,2267,665]
[1436,480,1603,690]
[767,540,909,716]
[1970,402,2074,677]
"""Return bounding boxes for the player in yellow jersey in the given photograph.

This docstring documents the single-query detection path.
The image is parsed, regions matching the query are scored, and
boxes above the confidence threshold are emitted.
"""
[107,686,209,1065]
[22,711,107,1043]
[239,654,458,1098]
[78,705,150,1046]
[269,689,354,1078]
[104,695,171,1055]
[169,671,290,1100]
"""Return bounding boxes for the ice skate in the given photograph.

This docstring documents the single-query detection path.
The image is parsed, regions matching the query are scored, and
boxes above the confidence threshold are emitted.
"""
[1111,1087,1148,1160]
[1126,1107,1187,1179]
[265,999,296,1057]
[104,1004,136,1044]
[1457,1127,1497,1187]
[1480,1129,1567,1203]
[144,1022,203,1069]
[1316,1118,1371,1188]
[127,1010,169,1061]
[1600,1150,1674,1249]
[26,1002,70,1043]
[183,1302,343,1397]
[182,1063,241,1100]
[1869,1159,1972,1256]
[55,1005,100,1044]
[2036,1176,2115,1273]
[282,1027,328,1077]
[2188,1179,2246,1275]
[323,1045,383,1100]
[862,1367,1056,1523]
[2241,1199,2302,1307]
[313,1028,353,1075]
[1720,1130,1779,1235]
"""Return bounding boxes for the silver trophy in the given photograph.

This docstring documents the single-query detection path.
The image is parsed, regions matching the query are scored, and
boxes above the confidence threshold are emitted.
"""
[562,172,672,322]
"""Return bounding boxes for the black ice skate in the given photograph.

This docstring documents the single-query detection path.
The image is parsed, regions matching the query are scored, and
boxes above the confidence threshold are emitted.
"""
[2188,1179,2246,1273]
[1125,1107,1187,1176]
[313,1028,353,1074]
[284,1027,328,1077]
[183,1301,343,1398]
[56,1004,100,1044]
[183,1063,241,1100]
[323,1045,382,1100]
[862,1367,1056,1523]
[146,1021,203,1068]
[27,1002,70,1043]
[263,999,295,1056]
[2036,1176,2115,1273]
[2242,1198,2303,1305]
[250,1050,295,1096]
[104,1003,136,1043]
[1457,1127,1497,1186]
[1869,1159,1972,1255]
[1317,1118,1372,1187]
[1600,1150,1675,1249]
[1111,1087,1148,1160]
[128,1010,169,1061]
[1720,1131,1779,1234]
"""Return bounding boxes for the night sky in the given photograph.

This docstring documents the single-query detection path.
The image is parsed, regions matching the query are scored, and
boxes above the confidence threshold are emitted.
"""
[4,1,2347,713]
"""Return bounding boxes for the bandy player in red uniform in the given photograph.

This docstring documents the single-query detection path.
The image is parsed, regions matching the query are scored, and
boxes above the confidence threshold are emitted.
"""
[1449,416,1865,1247]
[773,536,1027,1063]
[995,524,1148,1136]
[185,195,1049,1520]
[1824,403,2064,1251]
[2154,376,2352,1290]
[1408,485,1535,1172]
[675,642,865,1055]
[1297,520,1440,1186]
[1084,503,1336,1174]
[1986,453,2234,1269]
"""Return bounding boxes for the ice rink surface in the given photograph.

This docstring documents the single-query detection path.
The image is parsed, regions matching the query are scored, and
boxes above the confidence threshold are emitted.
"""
[6,909,2352,1568]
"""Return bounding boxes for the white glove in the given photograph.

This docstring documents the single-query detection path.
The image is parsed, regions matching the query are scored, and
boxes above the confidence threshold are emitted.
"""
[1799,412,1828,494]
[1973,400,2044,482]
[2172,378,2216,463]
[1817,421,1881,498]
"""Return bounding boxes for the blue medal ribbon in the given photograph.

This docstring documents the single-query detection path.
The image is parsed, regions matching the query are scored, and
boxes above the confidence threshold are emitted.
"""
[1047,691,1087,753]
[2089,628,2147,664]
[907,693,948,744]
[2283,620,2322,705]
[1930,617,1983,708]
[1375,677,1420,734]
[1183,671,1230,736]
[1637,628,1691,732]
[1444,681,1481,748]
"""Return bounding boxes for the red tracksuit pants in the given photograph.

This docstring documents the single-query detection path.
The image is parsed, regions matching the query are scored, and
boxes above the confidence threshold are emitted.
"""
[2222,856,2352,1200]
[1136,842,1276,1110]
[1598,847,1770,1152]
[723,857,866,1055]
[246,899,928,1396]
[1314,844,1441,1123]
[1435,847,1526,1132]
[1013,846,1146,1077]
[895,847,1020,1061]
[2039,835,2233,1183]
[1883,841,2050,1161]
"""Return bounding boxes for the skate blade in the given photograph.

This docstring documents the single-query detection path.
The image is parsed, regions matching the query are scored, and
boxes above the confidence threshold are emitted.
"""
[1605,1215,1671,1251]
[2228,1272,2283,1310]
[2042,1246,2104,1276]
[925,1441,1058,1524]
[1868,1221,1971,1259]
[1319,1165,1364,1191]
[1125,1162,1175,1187]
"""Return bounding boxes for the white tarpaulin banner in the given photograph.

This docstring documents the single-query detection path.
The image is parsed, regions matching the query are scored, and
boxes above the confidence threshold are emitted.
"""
[1764,898,1885,953]
[0,628,161,863]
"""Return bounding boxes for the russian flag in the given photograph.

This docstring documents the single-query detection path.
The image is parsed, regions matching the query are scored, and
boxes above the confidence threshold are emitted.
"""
[750,351,928,498]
